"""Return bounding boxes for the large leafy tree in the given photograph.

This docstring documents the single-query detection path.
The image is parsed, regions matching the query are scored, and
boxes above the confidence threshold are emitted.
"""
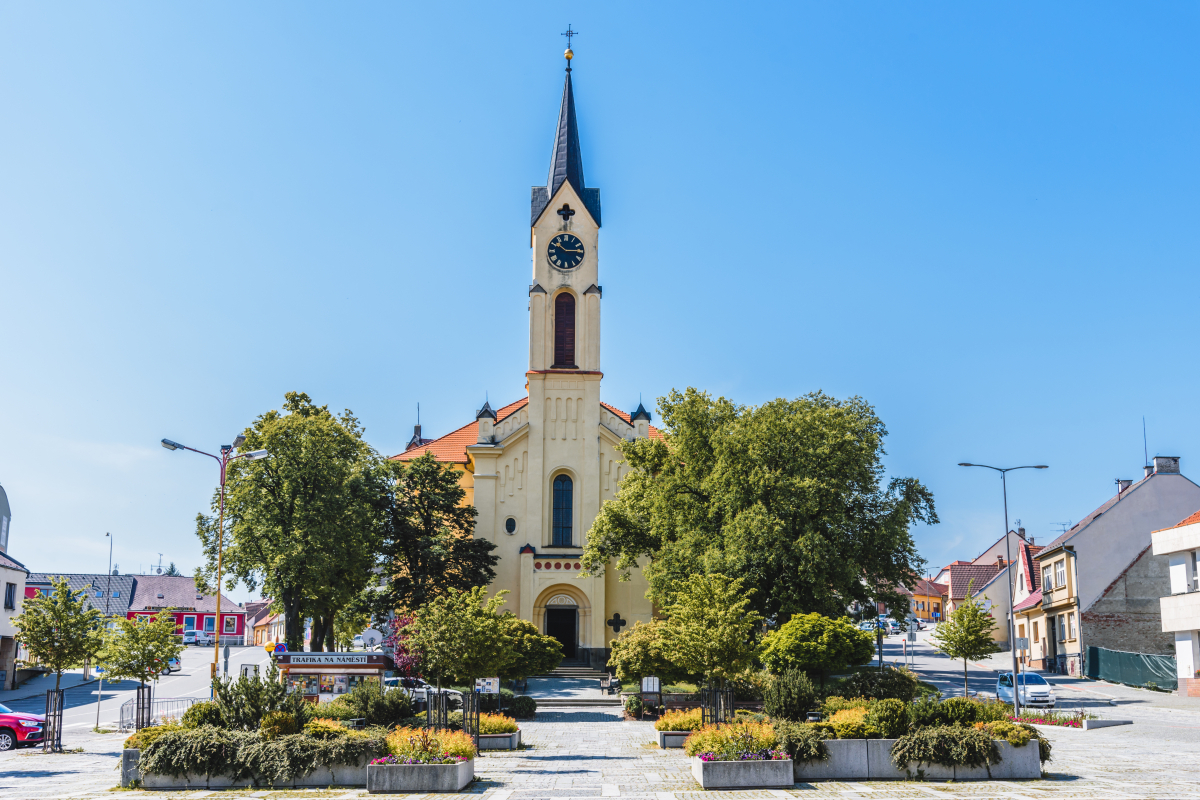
[607,618,684,684]
[930,588,1001,696]
[403,586,513,689]
[372,453,498,616]
[11,576,104,693]
[195,392,383,652]
[759,612,875,680]
[99,611,185,689]
[581,388,934,622]
[662,573,761,686]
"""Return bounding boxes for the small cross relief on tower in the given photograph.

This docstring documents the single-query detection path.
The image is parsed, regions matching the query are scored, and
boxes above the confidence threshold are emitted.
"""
[557,203,575,222]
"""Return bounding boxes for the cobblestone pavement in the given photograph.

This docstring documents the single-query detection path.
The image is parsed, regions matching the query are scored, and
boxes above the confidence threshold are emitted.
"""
[6,706,1200,799]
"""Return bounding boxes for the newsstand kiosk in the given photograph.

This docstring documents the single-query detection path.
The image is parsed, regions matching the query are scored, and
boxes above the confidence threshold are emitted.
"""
[274,652,394,703]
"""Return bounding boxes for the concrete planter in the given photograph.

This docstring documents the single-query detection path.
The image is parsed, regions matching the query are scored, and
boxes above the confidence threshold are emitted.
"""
[367,759,474,793]
[795,739,866,782]
[690,756,793,789]
[128,748,372,789]
[792,739,1041,782]
[478,730,521,750]
[657,730,692,748]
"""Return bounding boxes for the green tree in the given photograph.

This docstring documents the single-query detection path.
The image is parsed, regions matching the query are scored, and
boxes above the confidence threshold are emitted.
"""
[11,576,103,693]
[403,586,513,689]
[580,388,934,622]
[607,619,682,683]
[194,392,383,652]
[759,613,875,680]
[497,614,563,680]
[930,588,1001,695]
[373,453,499,615]
[662,573,761,686]
[98,611,186,690]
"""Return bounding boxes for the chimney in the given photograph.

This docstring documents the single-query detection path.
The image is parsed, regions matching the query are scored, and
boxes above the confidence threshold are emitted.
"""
[1154,456,1181,475]
[996,556,1006,567]
[1145,465,1154,478]
[1018,526,1026,539]
[1117,479,1133,494]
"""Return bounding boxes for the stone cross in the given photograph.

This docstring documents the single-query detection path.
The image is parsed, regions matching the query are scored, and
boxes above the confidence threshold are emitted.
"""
[607,612,626,634]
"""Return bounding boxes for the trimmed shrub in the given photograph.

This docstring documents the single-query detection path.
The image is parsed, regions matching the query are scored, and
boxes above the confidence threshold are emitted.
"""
[303,718,349,739]
[977,721,1051,763]
[773,719,831,762]
[511,695,537,719]
[325,683,412,727]
[181,701,223,729]
[830,708,869,739]
[656,709,703,732]
[312,702,360,722]
[890,725,998,771]
[124,723,182,751]
[907,695,946,729]
[940,697,977,727]
[260,710,301,739]
[973,699,1012,723]
[764,669,816,721]
[837,667,923,702]
[866,699,909,739]
[210,667,312,731]
[822,696,870,719]
[624,694,644,716]
[683,722,778,758]
[478,713,518,734]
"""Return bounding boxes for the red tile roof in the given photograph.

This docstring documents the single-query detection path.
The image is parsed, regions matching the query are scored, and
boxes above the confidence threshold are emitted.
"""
[1167,507,1200,531]
[392,399,529,464]
[1012,589,1043,613]
[393,399,662,464]
[909,579,947,597]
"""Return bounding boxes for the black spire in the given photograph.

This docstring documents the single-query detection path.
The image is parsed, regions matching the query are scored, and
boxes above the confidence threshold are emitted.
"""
[548,70,585,199]
[531,55,601,227]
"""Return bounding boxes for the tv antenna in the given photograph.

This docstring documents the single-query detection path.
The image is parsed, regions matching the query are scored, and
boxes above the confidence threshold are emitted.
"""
[156,553,163,575]
[1143,416,1149,467]
[1050,521,1072,535]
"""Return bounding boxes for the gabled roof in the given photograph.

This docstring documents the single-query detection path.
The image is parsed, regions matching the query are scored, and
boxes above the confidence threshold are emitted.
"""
[1042,471,1158,551]
[1019,542,1044,591]
[393,399,529,464]
[128,575,242,615]
[909,578,947,597]
[600,402,664,440]
[531,67,601,226]
[1013,589,1043,613]
[0,550,27,574]
[946,563,1001,601]
[28,573,137,615]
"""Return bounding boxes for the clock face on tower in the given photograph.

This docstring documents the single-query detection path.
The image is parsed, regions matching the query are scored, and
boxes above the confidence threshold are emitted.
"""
[547,233,585,270]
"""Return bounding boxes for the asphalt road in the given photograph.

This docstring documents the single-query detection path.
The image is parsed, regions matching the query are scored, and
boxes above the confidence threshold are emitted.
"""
[3,644,274,735]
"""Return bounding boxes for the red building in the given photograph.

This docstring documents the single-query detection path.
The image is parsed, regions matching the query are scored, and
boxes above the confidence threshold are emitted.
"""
[125,575,246,644]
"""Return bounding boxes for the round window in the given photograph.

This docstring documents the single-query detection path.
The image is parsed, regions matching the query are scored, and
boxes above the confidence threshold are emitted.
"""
[505,517,517,534]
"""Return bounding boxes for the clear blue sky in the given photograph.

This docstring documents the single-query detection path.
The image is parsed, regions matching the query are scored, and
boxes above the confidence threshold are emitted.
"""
[3,3,1198,602]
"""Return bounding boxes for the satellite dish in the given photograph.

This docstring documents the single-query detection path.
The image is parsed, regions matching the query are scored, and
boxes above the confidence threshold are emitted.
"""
[157,567,163,574]
[362,628,382,650]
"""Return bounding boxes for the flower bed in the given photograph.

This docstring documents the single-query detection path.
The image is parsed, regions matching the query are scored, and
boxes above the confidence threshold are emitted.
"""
[1010,710,1091,728]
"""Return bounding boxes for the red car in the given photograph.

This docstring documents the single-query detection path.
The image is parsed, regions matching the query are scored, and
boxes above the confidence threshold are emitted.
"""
[0,702,45,750]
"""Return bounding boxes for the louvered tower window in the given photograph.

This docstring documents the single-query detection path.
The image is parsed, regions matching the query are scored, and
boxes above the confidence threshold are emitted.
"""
[553,293,576,368]
[552,475,573,546]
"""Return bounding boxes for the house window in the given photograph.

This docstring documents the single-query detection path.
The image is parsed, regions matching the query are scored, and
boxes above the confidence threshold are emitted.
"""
[1043,566,1053,589]
[1055,560,1067,588]
[1033,621,1039,642]
[3,583,15,610]
[183,615,196,631]
[1057,614,1066,641]
[1018,624,1026,639]
[552,475,573,546]
[224,616,237,634]
[112,590,120,598]
[1068,612,1076,640]
[204,616,216,632]
[552,293,576,368]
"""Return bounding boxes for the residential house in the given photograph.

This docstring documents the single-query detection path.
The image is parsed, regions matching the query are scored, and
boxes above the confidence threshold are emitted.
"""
[26,572,137,623]
[126,575,247,644]
[1018,456,1200,676]
[0,550,27,691]
[1151,508,1200,694]
[907,579,948,622]
[245,601,274,646]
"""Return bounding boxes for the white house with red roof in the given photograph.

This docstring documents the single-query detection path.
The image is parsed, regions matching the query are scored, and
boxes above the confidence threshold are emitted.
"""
[1152,507,1200,693]
[392,53,657,669]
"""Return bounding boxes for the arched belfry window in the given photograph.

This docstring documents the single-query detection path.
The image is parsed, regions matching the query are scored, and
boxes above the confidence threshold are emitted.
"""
[552,475,573,546]
[553,293,576,368]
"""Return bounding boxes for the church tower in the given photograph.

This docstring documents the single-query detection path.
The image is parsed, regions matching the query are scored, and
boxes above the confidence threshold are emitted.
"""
[396,45,655,668]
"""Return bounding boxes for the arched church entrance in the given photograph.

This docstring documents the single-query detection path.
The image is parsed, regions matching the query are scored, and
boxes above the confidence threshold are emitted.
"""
[534,585,591,664]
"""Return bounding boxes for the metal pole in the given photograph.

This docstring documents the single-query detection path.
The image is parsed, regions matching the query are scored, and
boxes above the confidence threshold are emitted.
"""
[213,451,227,682]
[1001,472,1020,717]
[97,532,113,731]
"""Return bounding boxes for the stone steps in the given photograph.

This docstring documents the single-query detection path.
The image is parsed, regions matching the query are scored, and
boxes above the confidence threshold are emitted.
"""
[532,696,624,707]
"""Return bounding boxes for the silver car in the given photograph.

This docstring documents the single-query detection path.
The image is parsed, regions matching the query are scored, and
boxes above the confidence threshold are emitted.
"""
[996,672,1055,708]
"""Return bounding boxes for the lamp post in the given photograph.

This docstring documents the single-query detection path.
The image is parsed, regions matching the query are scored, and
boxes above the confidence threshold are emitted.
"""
[162,436,269,679]
[95,532,113,730]
[958,462,1048,715]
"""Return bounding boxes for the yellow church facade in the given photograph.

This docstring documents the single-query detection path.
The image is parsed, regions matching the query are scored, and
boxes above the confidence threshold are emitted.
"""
[393,53,655,668]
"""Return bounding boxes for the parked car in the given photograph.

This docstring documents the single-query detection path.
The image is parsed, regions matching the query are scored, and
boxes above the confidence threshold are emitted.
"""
[996,672,1056,708]
[182,630,214,646]
[157,657,182,675]
[858,620,877,631]
[385,677,463,708]
[0,703,45,750]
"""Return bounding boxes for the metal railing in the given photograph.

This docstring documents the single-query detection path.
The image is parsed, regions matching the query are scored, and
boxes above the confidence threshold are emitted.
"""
[119,696,200,730]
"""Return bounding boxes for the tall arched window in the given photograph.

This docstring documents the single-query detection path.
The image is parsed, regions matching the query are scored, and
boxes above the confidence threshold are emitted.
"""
[553,293,576,368]
[552,475,573,546]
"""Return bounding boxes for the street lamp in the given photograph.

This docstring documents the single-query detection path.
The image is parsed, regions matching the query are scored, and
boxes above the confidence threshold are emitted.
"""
[958,462,1048,715]
[161,436,269,679]
[96,532,113,730]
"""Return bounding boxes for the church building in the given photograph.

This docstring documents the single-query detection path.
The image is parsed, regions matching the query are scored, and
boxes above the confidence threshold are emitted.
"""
[392,49,656,668]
